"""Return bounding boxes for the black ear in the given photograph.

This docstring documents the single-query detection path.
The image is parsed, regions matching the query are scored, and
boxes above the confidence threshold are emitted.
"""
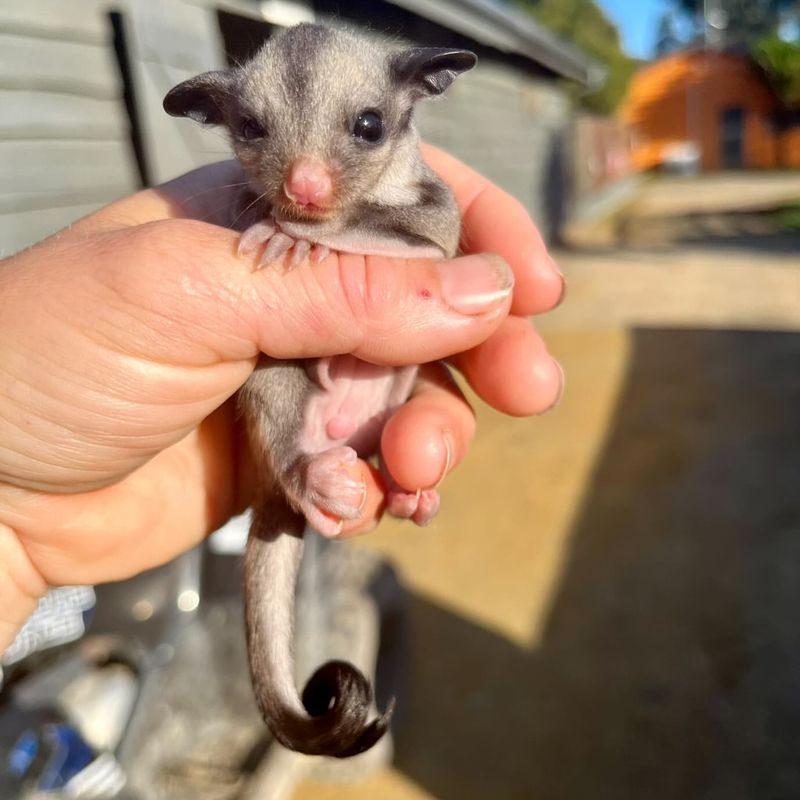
[392,48,477,97]
[163,70,232,125]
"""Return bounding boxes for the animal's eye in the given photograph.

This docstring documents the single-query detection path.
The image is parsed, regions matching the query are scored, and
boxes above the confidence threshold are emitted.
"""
[240,118,265,140]
[352,110,383,143]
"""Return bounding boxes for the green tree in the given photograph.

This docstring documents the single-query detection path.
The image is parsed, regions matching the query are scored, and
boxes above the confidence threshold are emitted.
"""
[751,34,800,165]
[752,34,800,104]
[506,0,639,114]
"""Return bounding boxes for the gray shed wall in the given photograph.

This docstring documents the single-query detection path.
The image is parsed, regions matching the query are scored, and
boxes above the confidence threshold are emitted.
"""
[416,58,571,239]
[0,0,139,255]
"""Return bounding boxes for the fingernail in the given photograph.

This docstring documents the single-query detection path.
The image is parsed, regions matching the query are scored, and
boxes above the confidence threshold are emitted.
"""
[539,358,565,415]
[548,255,567,308]
[537,253,566,309]
[555,274,567,308]
[437,254,514,316]
[546,253,564,278]
[435,431,454,488]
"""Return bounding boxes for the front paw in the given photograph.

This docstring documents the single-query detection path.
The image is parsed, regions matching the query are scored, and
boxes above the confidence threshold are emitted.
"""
[238,221,275,259]
[238,221,317,270]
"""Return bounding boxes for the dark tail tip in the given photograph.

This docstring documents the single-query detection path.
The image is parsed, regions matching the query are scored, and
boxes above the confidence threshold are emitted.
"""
[271,660,394,758]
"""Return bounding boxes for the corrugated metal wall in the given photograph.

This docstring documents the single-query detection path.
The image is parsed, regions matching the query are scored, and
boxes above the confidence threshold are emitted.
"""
[0,1,139,254]
[416,59,570,240]
[121,0,229,184]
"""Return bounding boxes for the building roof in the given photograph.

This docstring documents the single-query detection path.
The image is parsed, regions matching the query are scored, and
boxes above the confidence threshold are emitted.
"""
[386,0,603,85]
[216,0,602,85]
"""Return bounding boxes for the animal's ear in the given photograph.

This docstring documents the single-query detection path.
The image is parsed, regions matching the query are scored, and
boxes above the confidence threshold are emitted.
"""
[392,48,477,97]
[163,70,233,125]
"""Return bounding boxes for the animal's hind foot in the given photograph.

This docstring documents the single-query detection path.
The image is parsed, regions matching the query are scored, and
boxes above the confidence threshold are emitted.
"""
[292,446,366,537]
[386,487,440,526]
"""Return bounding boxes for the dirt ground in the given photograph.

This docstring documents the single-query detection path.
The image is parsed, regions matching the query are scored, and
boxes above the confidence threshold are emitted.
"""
[292,174,800,800]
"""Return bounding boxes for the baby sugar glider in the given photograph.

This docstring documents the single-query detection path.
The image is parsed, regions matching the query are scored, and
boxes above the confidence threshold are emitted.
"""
[164,23,476,757]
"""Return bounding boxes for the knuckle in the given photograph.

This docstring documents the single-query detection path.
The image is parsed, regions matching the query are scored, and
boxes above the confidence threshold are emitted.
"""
[337,254,407,334]
[334,252,372,322]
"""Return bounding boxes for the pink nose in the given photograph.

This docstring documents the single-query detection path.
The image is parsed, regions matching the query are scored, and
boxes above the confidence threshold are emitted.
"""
[283,159,334,209]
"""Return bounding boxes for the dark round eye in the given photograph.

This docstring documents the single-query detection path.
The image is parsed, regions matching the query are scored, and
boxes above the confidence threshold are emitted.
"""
[353,111,383,143]
[240,118,265,141]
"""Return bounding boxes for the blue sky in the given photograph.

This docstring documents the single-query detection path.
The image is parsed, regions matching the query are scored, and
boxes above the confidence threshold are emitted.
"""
[596,0,672,60]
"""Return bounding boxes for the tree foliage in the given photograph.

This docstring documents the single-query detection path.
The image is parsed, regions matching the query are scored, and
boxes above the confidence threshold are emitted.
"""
[506,0,640,114]
[752,34,800,105]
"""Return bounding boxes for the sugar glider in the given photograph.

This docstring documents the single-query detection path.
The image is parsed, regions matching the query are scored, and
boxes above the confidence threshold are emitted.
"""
[164,23,476,757]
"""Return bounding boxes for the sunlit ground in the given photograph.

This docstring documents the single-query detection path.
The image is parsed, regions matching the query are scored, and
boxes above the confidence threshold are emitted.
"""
[295,171,800,800]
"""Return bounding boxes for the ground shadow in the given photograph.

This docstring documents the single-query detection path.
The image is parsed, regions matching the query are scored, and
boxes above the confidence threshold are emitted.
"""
[615,209,800,254]
[393,328,800,800]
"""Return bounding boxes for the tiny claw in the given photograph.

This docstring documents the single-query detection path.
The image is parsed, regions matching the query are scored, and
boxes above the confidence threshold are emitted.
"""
[238,221,276,257]
[290,239,311,268]
[260,232,295,267]
[413,489,441,526]
[385,486,440,525]
[311,244,330,263]
[304,507,345,539]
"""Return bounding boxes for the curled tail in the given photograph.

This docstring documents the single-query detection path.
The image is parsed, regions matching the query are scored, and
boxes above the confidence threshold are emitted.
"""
[244,498,393,757]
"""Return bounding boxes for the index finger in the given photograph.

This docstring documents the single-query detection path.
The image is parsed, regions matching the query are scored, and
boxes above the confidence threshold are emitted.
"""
[423,144,564,316]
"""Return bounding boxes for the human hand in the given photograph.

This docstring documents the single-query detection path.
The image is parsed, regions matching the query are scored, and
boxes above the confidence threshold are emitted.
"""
[0,149,563,650]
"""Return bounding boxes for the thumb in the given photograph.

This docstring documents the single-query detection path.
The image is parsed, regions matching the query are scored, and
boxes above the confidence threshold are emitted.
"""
[54,216,514,369]
[240,239,515,364]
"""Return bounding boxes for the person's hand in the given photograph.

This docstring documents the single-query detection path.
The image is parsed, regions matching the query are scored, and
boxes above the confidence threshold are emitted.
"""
[0,148,564,650]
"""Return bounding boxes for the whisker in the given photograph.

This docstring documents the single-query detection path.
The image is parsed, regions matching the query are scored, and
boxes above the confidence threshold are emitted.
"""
[177,181,251,206]
[231,189,270,228]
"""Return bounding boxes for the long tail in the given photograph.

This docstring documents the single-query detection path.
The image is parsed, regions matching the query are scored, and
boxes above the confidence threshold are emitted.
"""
[244,497,393,757]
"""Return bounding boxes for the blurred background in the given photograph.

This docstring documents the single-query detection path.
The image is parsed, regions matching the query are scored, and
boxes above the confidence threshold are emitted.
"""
[1,0,799,798]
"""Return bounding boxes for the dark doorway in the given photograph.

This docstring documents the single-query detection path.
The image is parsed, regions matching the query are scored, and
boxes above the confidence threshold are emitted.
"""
[217,10,274,66]
[720,107,745,169]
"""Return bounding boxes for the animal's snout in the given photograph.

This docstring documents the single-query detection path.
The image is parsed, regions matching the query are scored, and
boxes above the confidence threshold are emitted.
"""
[283,158,334,210]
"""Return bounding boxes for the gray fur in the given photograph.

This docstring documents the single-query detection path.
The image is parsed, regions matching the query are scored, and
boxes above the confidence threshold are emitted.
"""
[164,24,473,253]
[164,23,475,757]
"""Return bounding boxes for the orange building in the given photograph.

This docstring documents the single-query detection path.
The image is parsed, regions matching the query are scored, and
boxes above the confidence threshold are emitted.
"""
[619,49,800,172]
